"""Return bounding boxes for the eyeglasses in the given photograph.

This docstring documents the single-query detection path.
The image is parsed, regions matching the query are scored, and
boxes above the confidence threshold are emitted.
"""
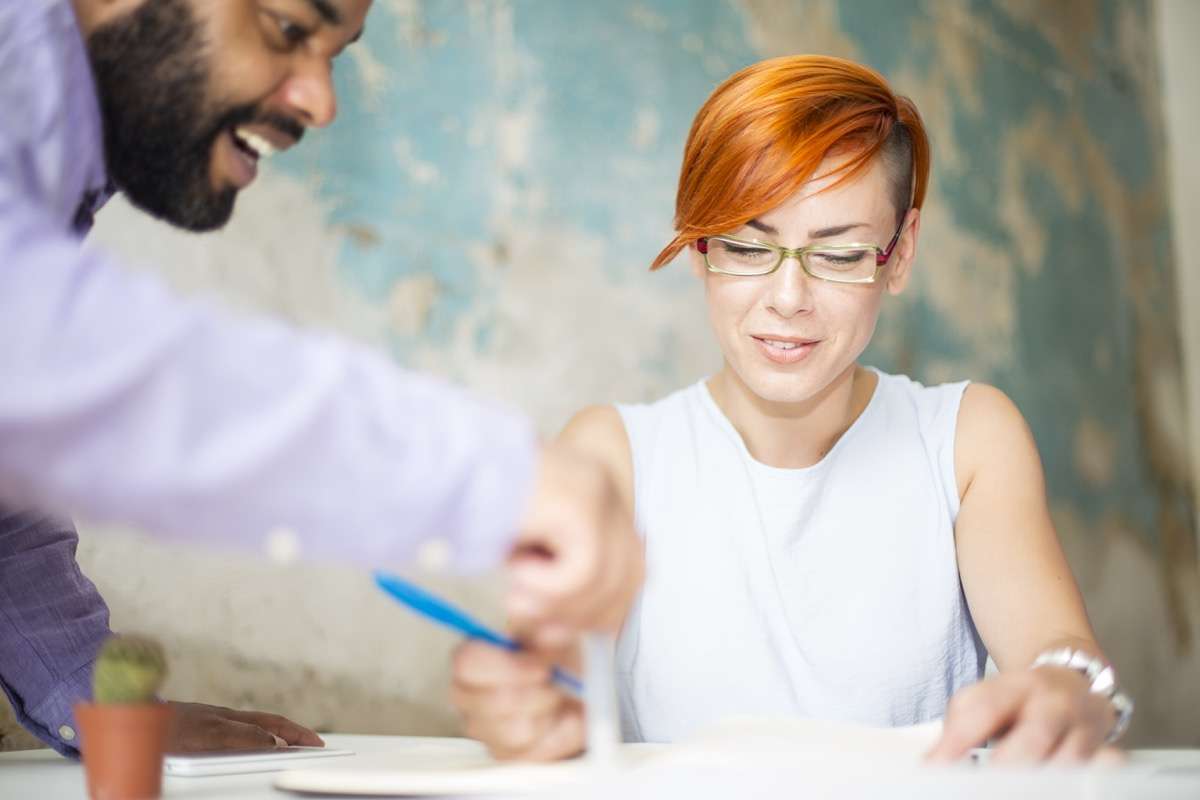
[696,216,907,284]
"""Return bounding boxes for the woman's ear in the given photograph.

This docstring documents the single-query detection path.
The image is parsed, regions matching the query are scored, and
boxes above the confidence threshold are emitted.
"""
[885,207,921,295]
[688,241,707,280]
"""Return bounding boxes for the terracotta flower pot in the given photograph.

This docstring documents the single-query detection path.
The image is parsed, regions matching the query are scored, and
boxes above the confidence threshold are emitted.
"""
[74,701,173,800]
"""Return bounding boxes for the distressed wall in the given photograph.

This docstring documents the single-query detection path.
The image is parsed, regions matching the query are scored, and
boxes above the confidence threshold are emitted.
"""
[3,0,1196,749]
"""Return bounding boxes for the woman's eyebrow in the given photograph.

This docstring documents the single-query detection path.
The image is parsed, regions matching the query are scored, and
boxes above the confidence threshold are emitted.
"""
[745,218,778,235]
[809,222,869,239]
[743,219,871,239]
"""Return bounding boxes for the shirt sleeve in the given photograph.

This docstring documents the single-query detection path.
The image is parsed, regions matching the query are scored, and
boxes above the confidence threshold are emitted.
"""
[0,508,109,758]
[0,146,538,572]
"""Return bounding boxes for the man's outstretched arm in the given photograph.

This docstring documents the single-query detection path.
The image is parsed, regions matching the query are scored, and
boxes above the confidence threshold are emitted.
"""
[0,150,538,570]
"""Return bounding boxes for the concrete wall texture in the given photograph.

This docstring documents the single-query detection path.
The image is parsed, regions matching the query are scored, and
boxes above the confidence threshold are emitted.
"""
[2,0,1196,749]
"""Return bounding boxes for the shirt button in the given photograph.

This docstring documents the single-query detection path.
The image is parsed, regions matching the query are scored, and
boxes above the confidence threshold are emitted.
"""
[417,538,452,571]
[265,526,301,564]
[58,725,76,741]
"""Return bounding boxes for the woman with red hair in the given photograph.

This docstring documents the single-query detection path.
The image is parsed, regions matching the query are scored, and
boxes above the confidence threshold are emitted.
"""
[452,55,1131,764]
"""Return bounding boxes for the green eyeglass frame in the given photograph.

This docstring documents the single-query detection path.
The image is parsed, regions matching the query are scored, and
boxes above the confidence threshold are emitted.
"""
[696,215,908,284]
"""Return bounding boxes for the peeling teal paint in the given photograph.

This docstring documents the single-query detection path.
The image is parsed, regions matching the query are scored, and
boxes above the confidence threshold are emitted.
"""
[274,0,1187,552]
[832,0,930,77]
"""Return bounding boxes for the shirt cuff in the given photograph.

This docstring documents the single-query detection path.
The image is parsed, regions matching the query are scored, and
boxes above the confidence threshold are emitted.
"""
[19,659,93,759]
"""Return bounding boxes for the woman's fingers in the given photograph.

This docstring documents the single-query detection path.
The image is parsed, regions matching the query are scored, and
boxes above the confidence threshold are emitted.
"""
[466,708,559,758]
[1048,727,1098,765]
[927,679,1026,762]
[931,667,1119,766]
[450,639,583,762]
[521,704,587,762]
[450,681,567,720]
[987,696,1072,764]
[452,641,550,690]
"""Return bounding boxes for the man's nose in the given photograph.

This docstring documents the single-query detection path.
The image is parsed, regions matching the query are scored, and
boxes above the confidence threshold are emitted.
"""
[278,60,337,129]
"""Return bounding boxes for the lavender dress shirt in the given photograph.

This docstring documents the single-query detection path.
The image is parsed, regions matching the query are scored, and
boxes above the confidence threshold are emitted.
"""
[0,0,537,754]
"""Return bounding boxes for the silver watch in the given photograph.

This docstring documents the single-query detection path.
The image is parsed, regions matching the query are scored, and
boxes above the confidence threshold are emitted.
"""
[1031,647,1134,743]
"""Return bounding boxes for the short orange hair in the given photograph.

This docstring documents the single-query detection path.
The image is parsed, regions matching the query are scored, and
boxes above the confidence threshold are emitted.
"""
[651,55,930,269]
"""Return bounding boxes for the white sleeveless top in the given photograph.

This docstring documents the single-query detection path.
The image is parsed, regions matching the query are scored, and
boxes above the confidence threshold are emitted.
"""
[613,369,986,743]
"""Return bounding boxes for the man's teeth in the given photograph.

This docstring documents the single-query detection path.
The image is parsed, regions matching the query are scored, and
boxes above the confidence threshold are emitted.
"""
[233,127,277,159]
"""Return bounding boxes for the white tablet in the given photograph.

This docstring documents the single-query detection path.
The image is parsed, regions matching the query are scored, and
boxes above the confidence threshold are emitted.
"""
[164,746,354,777]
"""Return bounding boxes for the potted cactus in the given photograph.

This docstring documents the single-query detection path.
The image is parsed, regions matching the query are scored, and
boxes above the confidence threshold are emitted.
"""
[74,634,173,800]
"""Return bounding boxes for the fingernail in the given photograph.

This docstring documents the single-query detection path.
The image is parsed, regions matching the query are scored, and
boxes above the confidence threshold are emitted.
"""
[273,735,287,748]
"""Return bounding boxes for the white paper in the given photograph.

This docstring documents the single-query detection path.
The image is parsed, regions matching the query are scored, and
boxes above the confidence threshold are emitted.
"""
[274,717,944,796]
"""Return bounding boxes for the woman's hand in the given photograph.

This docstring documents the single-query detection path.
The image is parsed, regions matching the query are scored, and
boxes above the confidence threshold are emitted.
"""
[449,640,584,761]
[927,666,1122,765]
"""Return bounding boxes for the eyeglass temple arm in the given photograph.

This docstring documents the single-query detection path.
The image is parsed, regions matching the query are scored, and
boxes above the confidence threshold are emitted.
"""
[876,213,909,266]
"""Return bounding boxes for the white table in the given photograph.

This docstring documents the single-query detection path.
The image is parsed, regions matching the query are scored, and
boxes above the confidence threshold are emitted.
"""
[0,734,406,800]
[2,734,1199,799]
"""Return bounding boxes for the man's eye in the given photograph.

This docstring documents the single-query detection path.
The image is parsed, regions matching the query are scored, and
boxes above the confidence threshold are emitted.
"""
[277,18,310,46]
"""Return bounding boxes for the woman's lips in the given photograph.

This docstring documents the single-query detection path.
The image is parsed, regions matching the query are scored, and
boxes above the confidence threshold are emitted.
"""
[752,335,820,365]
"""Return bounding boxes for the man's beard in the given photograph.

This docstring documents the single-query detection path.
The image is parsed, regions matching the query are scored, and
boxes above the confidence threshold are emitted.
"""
[86,0,301,232]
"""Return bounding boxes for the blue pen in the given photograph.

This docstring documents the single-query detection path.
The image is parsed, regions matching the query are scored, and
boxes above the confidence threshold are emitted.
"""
[373,571,584,698]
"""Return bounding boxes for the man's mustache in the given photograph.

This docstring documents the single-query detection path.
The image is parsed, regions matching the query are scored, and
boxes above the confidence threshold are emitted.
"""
[207,105,306,147]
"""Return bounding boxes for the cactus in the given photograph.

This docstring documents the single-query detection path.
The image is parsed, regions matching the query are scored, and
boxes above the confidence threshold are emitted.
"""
[92,635,167,705]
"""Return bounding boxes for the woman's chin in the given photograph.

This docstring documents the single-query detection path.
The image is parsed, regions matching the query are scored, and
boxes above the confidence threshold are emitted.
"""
[732,367,828,406]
